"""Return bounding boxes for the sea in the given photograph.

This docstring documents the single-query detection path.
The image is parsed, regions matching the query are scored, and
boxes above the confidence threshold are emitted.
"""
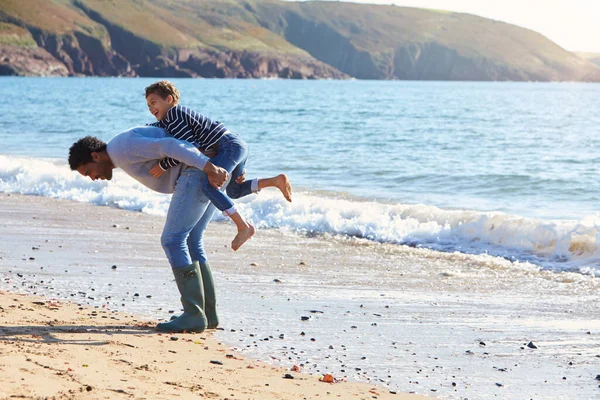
[1,77,600,275]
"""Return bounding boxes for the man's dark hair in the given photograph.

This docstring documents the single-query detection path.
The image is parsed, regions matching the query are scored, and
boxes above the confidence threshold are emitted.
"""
[68,136,107,170]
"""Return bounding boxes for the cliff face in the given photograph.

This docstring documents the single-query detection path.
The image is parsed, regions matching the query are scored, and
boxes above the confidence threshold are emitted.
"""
[0,45,69,76]
[1,0,599,81]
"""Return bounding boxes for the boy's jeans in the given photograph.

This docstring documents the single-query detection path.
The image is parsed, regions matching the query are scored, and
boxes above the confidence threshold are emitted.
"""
[202,132,253,215]
[161,167,216,268]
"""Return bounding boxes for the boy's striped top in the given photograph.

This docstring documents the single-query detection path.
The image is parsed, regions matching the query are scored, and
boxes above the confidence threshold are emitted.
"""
[156,105,228,170]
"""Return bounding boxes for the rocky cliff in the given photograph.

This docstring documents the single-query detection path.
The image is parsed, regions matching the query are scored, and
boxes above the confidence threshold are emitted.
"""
[1,0,599,81]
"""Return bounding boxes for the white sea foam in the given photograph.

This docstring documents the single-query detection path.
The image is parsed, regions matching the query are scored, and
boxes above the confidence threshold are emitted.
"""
[1,155,599,275]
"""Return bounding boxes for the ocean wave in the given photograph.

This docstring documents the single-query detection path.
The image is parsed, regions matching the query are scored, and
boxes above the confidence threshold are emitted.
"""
[1,154,599,275]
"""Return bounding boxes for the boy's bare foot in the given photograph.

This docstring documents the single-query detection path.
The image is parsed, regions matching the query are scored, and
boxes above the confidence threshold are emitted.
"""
[232,224,256,251]
[275,174,292,202]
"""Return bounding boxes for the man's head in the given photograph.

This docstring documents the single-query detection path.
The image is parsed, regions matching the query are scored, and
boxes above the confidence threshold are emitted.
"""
[145,80,180,121]
[68,136,114,181]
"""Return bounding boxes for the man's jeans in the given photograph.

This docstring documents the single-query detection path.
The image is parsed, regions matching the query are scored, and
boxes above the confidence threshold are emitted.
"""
[161,167,217,268]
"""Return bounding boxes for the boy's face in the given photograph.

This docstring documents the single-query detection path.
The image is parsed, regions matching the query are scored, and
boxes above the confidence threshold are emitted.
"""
[146,93,174,120]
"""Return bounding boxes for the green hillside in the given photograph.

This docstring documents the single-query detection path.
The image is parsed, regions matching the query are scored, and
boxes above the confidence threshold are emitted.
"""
[1,0,599,81]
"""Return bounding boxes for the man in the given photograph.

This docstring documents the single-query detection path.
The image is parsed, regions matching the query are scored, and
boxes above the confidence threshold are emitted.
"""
[69,125,227,333]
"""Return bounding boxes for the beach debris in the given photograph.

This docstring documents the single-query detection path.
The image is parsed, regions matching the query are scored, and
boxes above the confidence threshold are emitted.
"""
[319,374,335,383]
[86,385,93,392]
[170,336,178,341]
[32,246,39,250]
[291,365,301,372]
[595,374,600,381]
[32,301,45,306]
[301,316,310,321]
[309,310,323,314]
[210,360,223,365]
[527,341,538,349]
[250,262,258,266]
[299,261,307,265]
[283,373,294,379]
[479,341,486,346]
[495,382,503,387]
[273,279,282,283]
[465,350,474,355]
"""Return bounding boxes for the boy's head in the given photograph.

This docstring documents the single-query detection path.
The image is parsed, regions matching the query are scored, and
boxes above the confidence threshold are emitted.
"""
[68,136,114,181]
[145,80,181,121]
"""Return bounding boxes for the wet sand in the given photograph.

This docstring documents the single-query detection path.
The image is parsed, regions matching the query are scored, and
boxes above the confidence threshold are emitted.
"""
[1,193,599,399]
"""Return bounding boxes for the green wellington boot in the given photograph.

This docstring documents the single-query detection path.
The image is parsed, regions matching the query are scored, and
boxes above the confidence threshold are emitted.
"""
[199,260,219,329]
[156,263,207,333]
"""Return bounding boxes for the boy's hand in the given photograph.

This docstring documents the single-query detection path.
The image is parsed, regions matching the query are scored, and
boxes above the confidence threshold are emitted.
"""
[150,163,165,178]
[235,170,246,184]
[203,162,228,189]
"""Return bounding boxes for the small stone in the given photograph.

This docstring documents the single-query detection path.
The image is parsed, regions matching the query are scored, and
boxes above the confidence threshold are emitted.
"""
[301,316,310,321]
[283,373,294,379]
[86,386,92,392]
[527,341,537,349]
[210,360,223,365]
[111,265,117,270]
[250,262,258,266]
[495,383,503,387]
[170,336,178,341]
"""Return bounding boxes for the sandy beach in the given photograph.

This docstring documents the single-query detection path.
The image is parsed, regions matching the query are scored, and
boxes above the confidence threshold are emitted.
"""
[0,291,424,400]
[0,193,423,400]
[1,192,599,399]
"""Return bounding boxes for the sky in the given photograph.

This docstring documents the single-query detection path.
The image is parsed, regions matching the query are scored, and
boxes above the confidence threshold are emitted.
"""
[320,0,600,53]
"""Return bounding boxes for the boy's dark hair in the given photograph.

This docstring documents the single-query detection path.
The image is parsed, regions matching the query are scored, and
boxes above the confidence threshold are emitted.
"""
[145,80,181,104]
[68,136,107,170]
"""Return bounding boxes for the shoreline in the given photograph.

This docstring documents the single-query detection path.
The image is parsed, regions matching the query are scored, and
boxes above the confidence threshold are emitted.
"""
[1,193,599,399]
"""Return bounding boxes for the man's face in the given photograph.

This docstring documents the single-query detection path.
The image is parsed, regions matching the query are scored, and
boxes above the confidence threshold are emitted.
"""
[146,93,174,121]
[76,152,113,181]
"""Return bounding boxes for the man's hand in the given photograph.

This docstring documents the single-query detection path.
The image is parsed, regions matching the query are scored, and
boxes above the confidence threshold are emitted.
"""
[235,170,246,184]
[149,163,165,178]
[204,162,228,189]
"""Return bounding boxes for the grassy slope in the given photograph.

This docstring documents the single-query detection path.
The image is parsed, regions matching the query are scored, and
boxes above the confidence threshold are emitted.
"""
[0,0,106,38]
[0,22,37,46]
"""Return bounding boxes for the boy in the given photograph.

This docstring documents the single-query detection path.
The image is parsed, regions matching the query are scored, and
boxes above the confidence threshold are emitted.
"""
[145,81,292,250]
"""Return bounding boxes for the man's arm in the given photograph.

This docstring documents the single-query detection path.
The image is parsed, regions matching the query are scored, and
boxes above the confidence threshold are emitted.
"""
[130,134,227,188]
